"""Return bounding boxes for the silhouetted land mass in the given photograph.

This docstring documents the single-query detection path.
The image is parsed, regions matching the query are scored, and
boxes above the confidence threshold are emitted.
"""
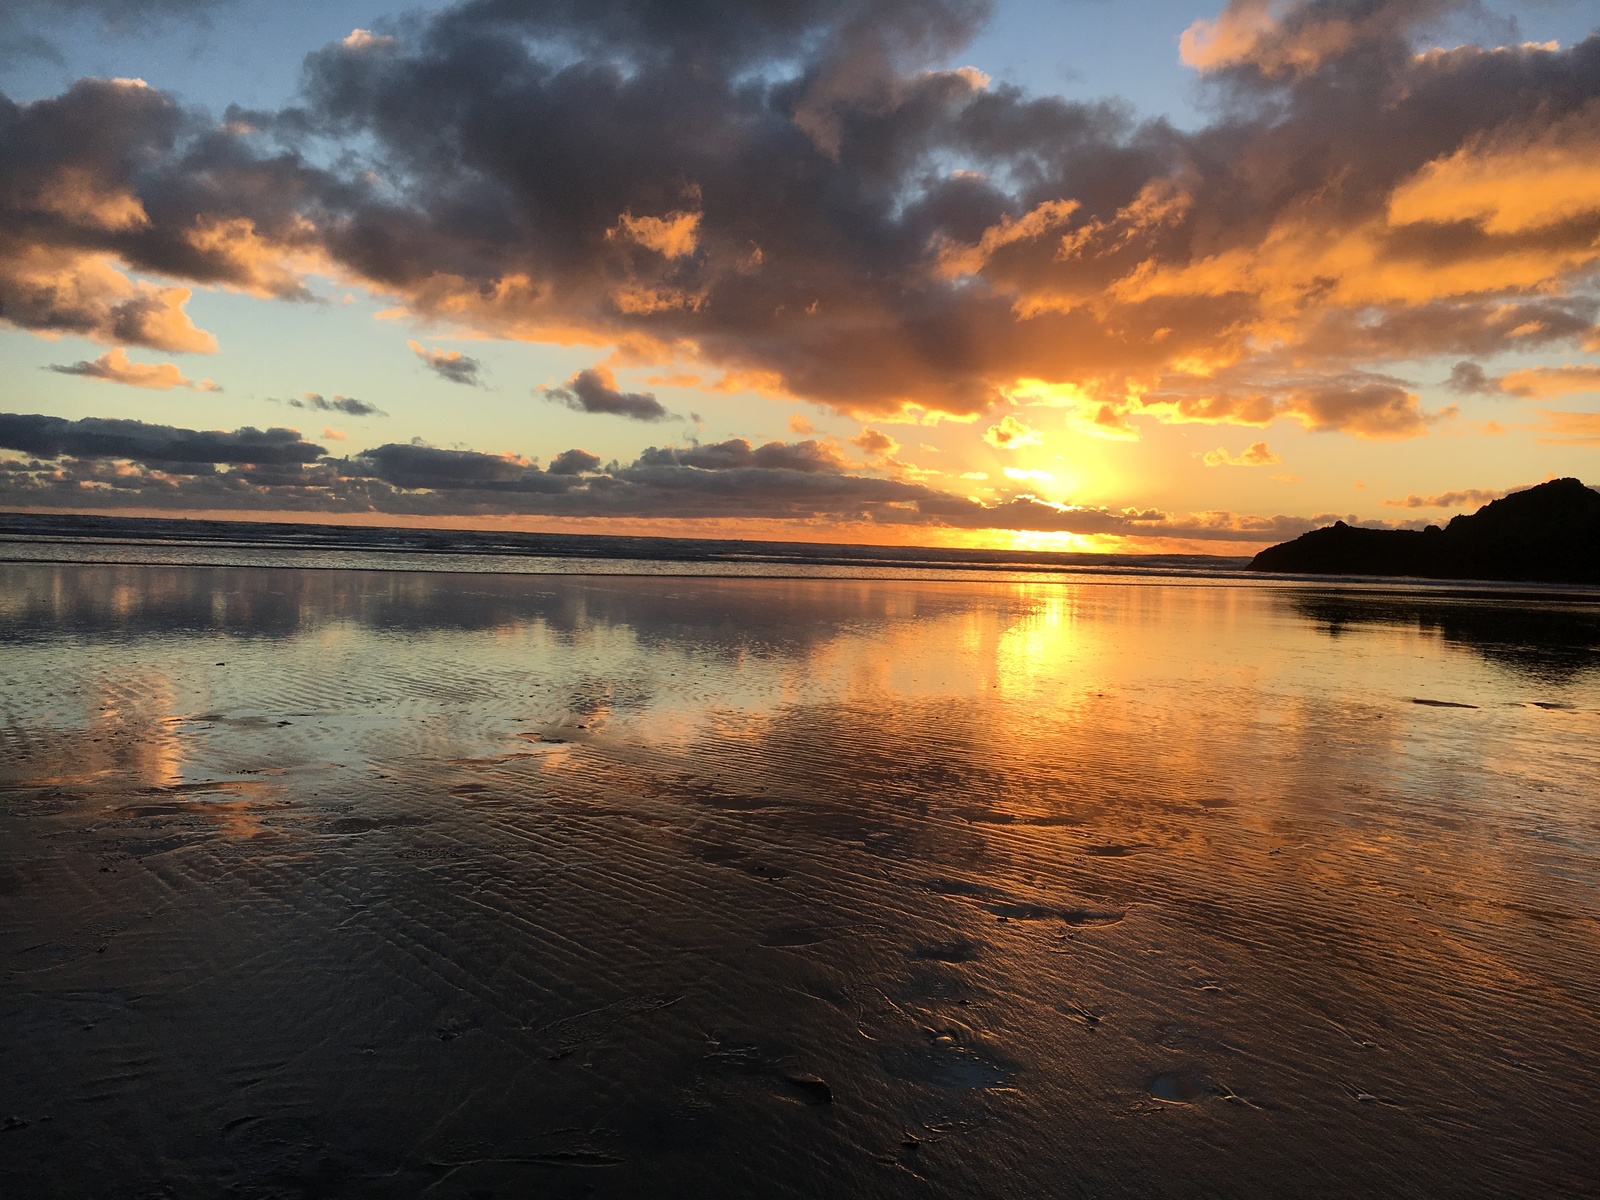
[1250,478,1600,583]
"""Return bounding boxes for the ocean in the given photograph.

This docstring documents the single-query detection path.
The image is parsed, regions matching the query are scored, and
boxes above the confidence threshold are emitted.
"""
[2,516,1598,1197]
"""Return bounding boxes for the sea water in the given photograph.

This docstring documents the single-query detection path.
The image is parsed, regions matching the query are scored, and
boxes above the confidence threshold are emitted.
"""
[2,557,1598,1197]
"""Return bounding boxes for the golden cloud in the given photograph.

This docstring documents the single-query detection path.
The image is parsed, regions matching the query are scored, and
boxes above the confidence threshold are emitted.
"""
[982,415,1042,449]
[48,347,220,391]
[608,210,703,260]
[1498,365,1600,399]
[0,247,218,353]
[1202,440,1281,467]
[1383,486,1508,509]
[1535,411,1600,444]
[1388,100,1600,235]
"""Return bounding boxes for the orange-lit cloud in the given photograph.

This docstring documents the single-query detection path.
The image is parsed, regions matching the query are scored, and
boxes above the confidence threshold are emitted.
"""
[1280,382,1448,440]
[851,427,900,459]
[1383,486,1508,509]
[608,210,703,259]
[408,340,483,386]
[7,20,1597,436]
[48,347,219,391]
[0,247,217,352]
[1203,440,1280,467]
[1535,411,1600,445]
[934,199,1079,277]
[1498,365,1600,399]
[343,28,395,50]
[1387,99,1600,235]
[982,415,1041,449]
[2,3,1599,546]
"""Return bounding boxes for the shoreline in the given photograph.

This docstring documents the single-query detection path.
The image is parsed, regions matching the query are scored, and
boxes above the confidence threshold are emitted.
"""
[6,541,1600,603]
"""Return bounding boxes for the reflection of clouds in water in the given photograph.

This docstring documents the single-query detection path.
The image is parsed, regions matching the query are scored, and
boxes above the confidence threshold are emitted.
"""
[4,563,1600,1196]
[21,670,187,791]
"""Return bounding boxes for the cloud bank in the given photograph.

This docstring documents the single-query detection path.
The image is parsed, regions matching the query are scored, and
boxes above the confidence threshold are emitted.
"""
[1,410,1349,544]
[0,0,1592,439]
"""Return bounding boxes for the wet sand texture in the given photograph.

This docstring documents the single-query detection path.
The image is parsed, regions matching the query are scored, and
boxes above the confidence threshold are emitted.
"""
[3,564,1599,1197]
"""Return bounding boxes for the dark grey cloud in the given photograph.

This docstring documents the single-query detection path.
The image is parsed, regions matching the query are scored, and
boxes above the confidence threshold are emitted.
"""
[0,0,234,65]
[0,75,320,351]
[0,412,323,466]
[547,447,603,475]
[634,438,849,472]
[409,341,484,386]
[0,410,1312,541]
[348,442,572,493]
[1445,361,1499,394]
[264,0,1600,418]
[288,393,386,416]
[543,368,674,422]
[2,0,1598,433]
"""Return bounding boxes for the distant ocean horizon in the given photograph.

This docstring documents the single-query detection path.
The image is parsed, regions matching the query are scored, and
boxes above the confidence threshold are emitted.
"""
[8,510,1600,601]
[1,508,1255,582]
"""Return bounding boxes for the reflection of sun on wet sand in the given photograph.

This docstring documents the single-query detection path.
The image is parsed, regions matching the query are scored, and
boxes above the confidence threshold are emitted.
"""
[2,563,1599,1197]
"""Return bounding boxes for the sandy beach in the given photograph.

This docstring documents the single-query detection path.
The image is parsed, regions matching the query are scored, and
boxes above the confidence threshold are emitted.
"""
[3,563,1598,1197]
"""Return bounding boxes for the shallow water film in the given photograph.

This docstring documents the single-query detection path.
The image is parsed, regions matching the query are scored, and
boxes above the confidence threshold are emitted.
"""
[3,564,1599,1198]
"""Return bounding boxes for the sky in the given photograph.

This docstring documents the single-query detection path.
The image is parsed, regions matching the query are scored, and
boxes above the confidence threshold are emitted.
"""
[1,0,1598,553]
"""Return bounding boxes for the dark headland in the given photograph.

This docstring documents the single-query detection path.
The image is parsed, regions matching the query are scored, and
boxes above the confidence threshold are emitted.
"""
[1250,478,1600,583]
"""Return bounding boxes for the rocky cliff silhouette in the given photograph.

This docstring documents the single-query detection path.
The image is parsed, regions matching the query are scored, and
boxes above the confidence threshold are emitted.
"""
[1249,478,1600,583]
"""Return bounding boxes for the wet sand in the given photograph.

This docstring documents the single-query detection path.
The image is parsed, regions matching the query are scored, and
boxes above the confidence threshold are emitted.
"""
[3,563,1599,1197]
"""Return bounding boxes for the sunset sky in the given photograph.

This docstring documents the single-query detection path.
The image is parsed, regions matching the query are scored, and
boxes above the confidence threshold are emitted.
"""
[2,0,1598,552]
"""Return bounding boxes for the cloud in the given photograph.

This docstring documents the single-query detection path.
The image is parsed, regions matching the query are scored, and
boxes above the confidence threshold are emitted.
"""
[1,1,236,65]
[1445,361,1498,394]
[542,367,674,422]
[348,442,572,493]
[1388,97,1600,235]
[0,407,1365,545]
[1003,466,1053,483]
[8,1,231,26]
[851,427,900,459]
[341,28,394,51]
[1,1,1597,449]
[1383,487,1509,509]
[287,392,385,416]
[1178,0,1498,80]
[408,341,483,386]
[633,438,849,473]
[608,210,701,259]
[983,415,1041,449]
[788,414,815,435]
[1280,381,1446,440]
[547,447,603,476]
[47,347,219,390]
[0,412,322,465]
[1203,440,1280,467]
[1535,411,1600,445]
[0,75,320,352]
[1498,365,1600,400]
